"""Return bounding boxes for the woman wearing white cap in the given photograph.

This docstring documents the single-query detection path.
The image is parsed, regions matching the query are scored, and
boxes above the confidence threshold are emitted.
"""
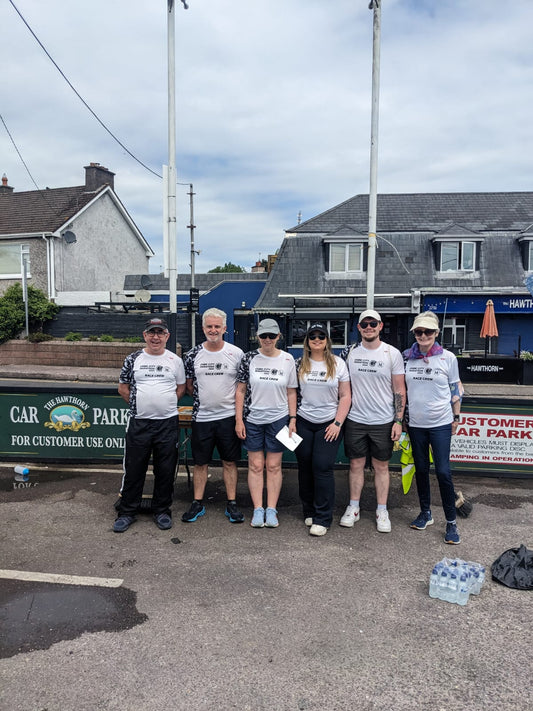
[295,322,351,536]
[403,312,464,544]
[235,319,298,528]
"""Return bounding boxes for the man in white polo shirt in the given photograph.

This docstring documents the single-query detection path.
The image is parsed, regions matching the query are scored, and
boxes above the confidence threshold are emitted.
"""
[114,317,186,533]
[339,309,405,533]
[182,308,245,523]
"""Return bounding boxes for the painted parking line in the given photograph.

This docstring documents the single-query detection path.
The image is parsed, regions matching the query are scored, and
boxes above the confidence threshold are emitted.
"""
[0,569,123,588]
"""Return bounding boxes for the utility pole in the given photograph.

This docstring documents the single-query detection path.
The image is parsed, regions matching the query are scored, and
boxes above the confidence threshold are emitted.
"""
[367,0,381,309]
[188,183,198,346]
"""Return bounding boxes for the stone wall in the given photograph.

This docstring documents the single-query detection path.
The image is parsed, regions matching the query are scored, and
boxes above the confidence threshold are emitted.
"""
[0,340,144,369]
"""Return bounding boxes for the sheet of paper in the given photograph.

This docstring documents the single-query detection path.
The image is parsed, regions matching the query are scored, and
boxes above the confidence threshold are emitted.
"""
[275,425,303,451]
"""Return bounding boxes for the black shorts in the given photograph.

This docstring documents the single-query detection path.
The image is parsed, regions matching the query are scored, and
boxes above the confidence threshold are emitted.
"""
[191,416,242,466]
[344,420,394,462]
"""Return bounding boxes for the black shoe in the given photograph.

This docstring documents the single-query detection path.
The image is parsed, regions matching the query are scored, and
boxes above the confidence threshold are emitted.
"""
[153,512,172,530]
[225,500,245,523]
[181,500,206,522]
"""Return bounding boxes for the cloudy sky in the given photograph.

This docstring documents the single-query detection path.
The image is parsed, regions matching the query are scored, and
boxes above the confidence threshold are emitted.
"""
[2,0,533,275]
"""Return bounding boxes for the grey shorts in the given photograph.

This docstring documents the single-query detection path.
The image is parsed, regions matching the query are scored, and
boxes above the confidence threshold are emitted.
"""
[344,420,394,462]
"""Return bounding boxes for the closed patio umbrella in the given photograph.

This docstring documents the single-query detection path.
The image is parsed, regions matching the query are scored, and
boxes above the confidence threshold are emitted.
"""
[480,299,498,356]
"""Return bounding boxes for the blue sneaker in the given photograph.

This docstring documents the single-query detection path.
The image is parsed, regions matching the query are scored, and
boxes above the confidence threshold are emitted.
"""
[410,511,434,530]
[113,515,135,533]
[251,507,265,528]
[445,521,461,545]
[181,500,206,522]
[153,512,172,530]
[265,507,279,528]
[225,501,245,523]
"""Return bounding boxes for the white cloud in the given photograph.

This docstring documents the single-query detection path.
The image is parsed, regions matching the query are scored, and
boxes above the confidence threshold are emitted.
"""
[1,0,533,276]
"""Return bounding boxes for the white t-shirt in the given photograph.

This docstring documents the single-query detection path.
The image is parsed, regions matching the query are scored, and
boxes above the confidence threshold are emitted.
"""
[341,341,404,425]
[237,350,298,425]
[297,356,350,423]
[184,342,244,422]
[119,349,186,420]
[405,349,460,428]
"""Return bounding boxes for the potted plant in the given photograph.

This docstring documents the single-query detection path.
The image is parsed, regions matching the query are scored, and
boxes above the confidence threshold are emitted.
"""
[519,350,533,385]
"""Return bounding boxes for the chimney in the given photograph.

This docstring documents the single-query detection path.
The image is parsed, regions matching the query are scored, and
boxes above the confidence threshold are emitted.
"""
[0,173,14,195]
[84,163,115,192]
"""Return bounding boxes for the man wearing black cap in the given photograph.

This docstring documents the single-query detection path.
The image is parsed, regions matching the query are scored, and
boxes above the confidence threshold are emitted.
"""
[339,309,405,533]
[113,317,186,533]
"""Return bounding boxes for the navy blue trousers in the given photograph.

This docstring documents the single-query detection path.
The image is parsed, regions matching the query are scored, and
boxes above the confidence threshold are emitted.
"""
[296,415,343,528]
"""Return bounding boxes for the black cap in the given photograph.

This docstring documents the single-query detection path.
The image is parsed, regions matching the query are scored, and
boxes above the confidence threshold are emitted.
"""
[305,322,329,337]
[144,317,168,332]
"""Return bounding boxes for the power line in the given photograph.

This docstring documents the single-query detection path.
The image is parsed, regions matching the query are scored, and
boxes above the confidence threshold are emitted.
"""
[7,0,162,180]
[1,112,65,218]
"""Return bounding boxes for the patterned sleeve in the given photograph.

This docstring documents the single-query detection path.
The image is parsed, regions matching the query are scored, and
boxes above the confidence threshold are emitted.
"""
[184,345,202,380]
[339,345,350,363]
[237,350,256,383]
[119,350,140,384]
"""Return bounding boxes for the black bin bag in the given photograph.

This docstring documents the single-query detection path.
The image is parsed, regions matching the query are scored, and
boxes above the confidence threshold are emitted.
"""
[491,544,533,590]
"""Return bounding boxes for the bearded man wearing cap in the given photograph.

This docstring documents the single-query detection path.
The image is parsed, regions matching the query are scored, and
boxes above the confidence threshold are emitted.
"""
[339,309,405,533]
[113,317,186,533]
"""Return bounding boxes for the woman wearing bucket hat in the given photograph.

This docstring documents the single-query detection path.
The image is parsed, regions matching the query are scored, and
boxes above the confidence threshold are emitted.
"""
[295,322,351,536]
[235,319,298,528]
[403,312,464,544]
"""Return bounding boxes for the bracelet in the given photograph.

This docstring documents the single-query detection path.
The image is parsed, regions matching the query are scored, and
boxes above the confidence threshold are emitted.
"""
[289,415,297,420]
[394,419,403,425]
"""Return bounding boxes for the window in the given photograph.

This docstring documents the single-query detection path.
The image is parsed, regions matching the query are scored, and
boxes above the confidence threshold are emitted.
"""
[329,243,363,273]
[440,241,475,271]
[442,318,465,350]
[292,319,347,347]
[0,244,30,279]
[529,242,533,270]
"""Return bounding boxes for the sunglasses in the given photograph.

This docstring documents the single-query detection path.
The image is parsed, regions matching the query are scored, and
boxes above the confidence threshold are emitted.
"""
[360,320,379,329]
[413,329,436,337]
[308,333,326,341]
[259,333,278,340]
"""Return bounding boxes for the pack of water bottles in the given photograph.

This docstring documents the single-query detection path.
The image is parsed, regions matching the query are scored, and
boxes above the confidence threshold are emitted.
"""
[429,557,485,605]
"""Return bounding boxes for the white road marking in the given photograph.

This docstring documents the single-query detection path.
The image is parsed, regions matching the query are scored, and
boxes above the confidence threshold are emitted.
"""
[0,569,123,588]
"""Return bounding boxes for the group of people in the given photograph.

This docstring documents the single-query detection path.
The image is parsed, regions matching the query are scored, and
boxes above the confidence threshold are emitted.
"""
[113,307,464,545]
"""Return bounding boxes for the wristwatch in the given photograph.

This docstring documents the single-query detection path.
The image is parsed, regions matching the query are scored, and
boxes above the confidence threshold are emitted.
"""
[334,420,341,427]
[453,414,460,422]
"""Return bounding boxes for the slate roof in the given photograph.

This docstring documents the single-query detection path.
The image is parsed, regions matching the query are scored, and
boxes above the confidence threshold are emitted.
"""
[256,191,533,313]
[0,184,107,235]
[287,192,533,234]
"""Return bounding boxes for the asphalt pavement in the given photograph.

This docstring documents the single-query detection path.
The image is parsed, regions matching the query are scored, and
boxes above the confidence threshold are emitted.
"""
[0,461,532,711]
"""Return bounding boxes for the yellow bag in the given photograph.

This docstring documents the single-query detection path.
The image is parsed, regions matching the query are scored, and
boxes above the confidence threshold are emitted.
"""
[398,433,433,494]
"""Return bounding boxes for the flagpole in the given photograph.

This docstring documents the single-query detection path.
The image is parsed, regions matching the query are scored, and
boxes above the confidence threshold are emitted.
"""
[366,0,381,310]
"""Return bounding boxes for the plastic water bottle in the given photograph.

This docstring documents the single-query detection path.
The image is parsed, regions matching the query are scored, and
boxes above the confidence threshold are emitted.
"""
[14,466,29,482]
[429,567,440,598]
[457,573,470,606]
[438,568,449,601]
[447,572,459,604]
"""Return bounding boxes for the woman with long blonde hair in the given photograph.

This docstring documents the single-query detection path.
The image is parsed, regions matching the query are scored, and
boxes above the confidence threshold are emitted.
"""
[295,323,351,536]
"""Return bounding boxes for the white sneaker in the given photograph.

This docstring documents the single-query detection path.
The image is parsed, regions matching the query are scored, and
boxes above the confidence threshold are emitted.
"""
[340,504,360,527]
[309,524,328,536]
[376,509,391,533]
[304,517,313,527]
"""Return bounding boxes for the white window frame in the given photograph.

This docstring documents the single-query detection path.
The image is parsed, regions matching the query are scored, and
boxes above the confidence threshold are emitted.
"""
[528,241,533,270]
[328,243,364,274]
[442,317,466,350]
[292,319,347,347]
[439,241,476,272]
[0,244,31,279]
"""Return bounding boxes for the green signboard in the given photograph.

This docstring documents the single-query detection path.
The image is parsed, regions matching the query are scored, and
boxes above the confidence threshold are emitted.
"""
[0,387,129,461]
[0,385,532,478]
